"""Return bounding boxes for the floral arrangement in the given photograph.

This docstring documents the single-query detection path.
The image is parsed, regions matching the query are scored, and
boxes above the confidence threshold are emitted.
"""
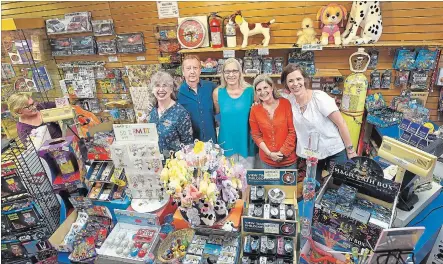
[160,140,247,226]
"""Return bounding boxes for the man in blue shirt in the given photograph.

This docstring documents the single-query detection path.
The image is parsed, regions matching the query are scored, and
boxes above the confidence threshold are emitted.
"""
[178,55,217,143]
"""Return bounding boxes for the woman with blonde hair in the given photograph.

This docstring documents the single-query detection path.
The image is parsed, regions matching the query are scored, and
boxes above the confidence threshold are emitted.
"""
[212,58,256,167]
[7,93,62,143]
[148,71,193,157]
[249,74,296,169]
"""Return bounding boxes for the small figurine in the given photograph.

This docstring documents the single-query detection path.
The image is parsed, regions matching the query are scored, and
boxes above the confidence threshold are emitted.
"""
[317,4,348,45]
[230,10,275,48]
[296,18,319,46]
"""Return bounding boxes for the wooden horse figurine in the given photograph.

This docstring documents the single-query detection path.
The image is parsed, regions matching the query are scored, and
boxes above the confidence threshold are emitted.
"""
[231,10,275,48]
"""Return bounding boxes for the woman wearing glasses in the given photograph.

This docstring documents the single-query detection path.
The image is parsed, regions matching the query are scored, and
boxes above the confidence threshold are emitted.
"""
[213,58,256,168]
[7,93,62,143]
[148,71,193,157]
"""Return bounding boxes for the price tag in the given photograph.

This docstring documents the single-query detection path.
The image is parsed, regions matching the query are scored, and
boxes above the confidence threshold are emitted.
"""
[302,147,319,158]
[257,48,269,56]
[55,97,70,107]
[263,223,279,234]
[302,44,323,51]
[223,50,235,58]
[136,56,146,61]
[108,56,118,62]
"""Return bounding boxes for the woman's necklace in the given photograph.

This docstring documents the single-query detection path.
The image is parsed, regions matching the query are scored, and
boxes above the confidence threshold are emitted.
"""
[158,100,174,117]
[263,99,278,118]
[296,92,311,114]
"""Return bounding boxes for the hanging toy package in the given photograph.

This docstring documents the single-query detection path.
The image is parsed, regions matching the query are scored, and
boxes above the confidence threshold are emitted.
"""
[394,70,410,89]
[409,70,429,90]
[381,70,392,89]
[414,48,438,70]
[367,48,379,70]
[370,70,381,90]
[393,48,416,70]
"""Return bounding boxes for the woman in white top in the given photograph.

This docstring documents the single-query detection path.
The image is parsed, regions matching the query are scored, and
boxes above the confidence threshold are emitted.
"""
[280,63,356,182]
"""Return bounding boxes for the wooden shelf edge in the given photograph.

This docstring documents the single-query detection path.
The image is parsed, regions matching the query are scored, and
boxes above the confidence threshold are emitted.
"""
[179,41,443,54]
[201,69,342,79]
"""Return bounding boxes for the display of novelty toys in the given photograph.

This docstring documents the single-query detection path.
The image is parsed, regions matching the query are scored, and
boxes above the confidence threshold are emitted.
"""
[116,32,146,54]
[160,140,247,227]
[46,12,92,35]
[365,93,403,127]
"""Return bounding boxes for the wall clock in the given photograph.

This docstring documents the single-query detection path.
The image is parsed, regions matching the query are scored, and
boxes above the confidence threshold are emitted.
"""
[177,18,206,49]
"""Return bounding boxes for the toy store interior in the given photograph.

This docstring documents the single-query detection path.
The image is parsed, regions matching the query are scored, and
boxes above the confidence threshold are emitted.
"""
[1,1,443,264]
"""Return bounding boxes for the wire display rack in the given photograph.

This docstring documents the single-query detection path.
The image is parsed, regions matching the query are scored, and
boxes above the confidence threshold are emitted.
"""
[2,137,60,234]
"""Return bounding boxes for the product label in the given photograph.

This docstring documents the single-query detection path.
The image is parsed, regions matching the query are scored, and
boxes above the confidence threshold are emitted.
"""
[242,218,296,237]
[257,48,269,56]
[302,44,323,51]
[246,170,297,186]
[399,119,411,130]
[223,50,235,58]
[407,122,420,134]
[210,32,222,46]
[417,125,430,138]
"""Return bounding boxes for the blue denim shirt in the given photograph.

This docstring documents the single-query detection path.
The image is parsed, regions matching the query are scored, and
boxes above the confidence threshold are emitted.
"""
[178,79,217,143]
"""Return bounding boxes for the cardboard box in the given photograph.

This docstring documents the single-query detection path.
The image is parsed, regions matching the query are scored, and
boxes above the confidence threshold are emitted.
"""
[97,209,160,263]
[242,185,298,237]
[172,200,243,230]
[49,209,78,252]
[242,170,298,238]
[127,197,177,226]
[312,176,399,251]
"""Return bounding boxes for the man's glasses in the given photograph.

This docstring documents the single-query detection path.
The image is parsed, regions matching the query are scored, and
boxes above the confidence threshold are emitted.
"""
[223,70,240,75]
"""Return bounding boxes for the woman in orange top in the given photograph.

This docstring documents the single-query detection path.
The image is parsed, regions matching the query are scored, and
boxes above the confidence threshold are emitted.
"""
[249,75,297,169]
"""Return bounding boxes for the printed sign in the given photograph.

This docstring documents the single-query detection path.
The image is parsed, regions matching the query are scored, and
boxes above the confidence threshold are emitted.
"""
[156,1,179,19]
[242,218,297,237]
[302,44,323,51]
[246,170,297,186]
[113,123,158,141]
[223,50,235,58]
[407,122,420,134]
[399,119,411,131]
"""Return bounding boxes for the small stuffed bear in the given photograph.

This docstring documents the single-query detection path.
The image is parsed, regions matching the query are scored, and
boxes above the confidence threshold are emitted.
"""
[317,4,347,45]
[296,18,319,46]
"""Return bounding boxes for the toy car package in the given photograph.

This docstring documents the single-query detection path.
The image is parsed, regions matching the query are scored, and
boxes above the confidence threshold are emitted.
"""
[71,36,96,55]
[46,18,67,34]
[116,32,146,54]
[49,38,72,56]
[97,39,117,55]
[65,12,92,33]
[92,19,114,36]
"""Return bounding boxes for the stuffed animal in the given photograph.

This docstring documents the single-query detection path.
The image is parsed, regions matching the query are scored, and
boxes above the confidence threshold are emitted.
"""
[214,200,227,217]
[296,18,319,46]
[342,1,383,45]
[230,10,275,48]
[317,4,348,45]
[221,180,239,207]
[222,220,238,232]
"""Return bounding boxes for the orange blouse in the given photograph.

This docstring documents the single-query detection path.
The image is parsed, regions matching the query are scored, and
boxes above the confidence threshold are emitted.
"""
[249,98,297,167]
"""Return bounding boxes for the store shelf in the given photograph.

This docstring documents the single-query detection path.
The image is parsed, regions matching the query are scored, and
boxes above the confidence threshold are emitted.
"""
[201,69,342,79]
[179,41,443,54]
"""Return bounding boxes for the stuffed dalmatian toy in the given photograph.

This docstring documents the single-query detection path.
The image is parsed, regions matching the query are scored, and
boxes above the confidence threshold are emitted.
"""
[342,1,383,45]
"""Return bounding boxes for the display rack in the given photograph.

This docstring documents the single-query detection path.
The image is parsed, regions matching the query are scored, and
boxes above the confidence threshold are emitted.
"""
[1,137,60,263]
[2,138,61,233]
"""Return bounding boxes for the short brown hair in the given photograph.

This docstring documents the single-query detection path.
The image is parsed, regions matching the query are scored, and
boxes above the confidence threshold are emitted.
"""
[182,54,201,64]
[280,63,311,91]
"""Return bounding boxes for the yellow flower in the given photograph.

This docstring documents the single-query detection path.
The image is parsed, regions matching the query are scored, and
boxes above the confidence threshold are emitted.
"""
[193,141,205,154]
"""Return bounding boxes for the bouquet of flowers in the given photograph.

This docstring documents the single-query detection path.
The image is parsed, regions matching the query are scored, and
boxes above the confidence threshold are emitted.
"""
[160,140,247,226]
